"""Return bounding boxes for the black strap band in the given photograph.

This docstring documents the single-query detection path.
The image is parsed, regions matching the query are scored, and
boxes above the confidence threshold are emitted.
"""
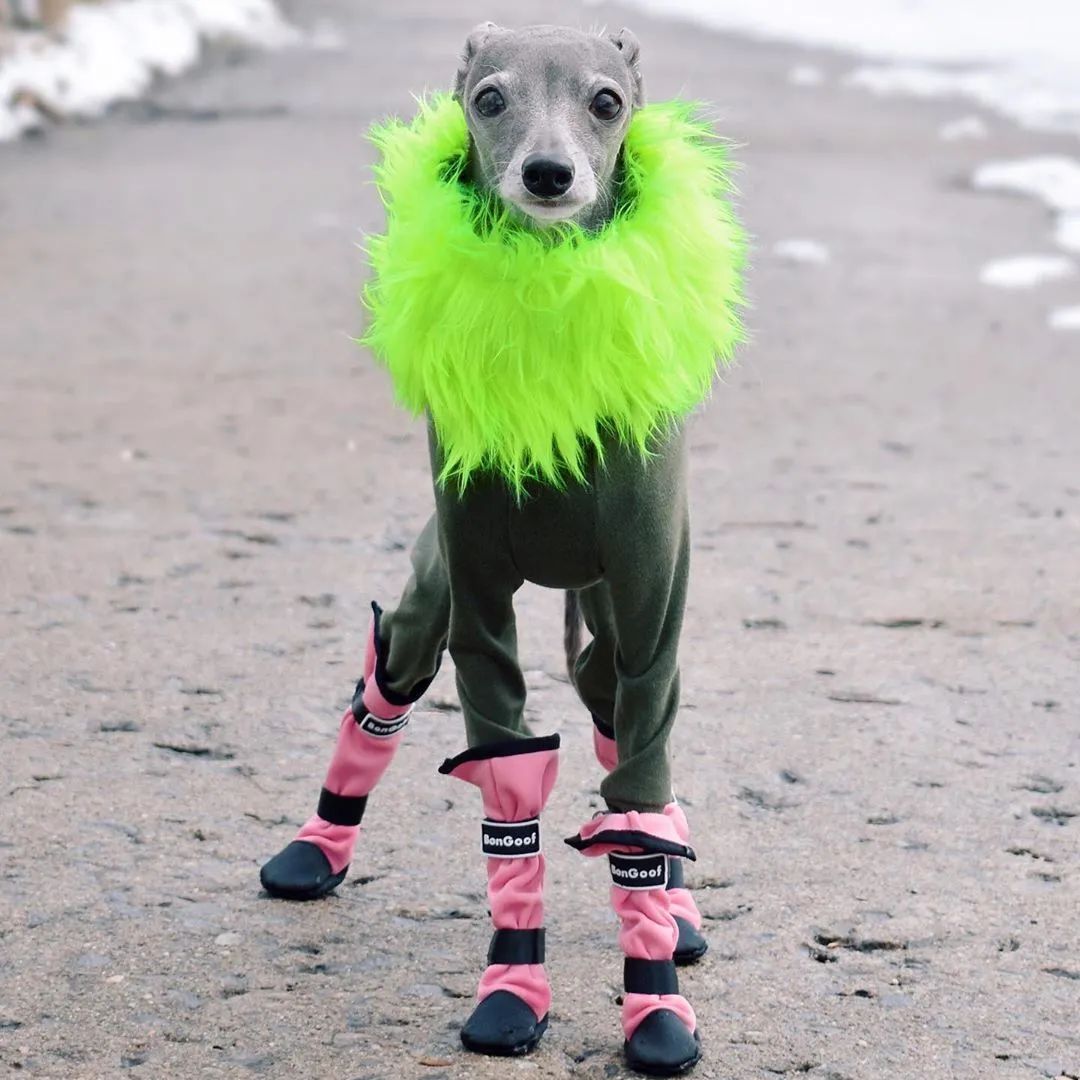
[487,928,546,966]
[666,856,684,890]
[316,788,368,827]
[624,958,679,996]
[439,734,561,774]
[566,829,695,861]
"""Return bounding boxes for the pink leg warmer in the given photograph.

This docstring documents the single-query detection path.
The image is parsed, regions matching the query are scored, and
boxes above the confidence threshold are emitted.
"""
[440,736,560,1023]
[566,810,697,1040]
[295,620,412,873]
[663,802,703,931]
[592,724,704,935]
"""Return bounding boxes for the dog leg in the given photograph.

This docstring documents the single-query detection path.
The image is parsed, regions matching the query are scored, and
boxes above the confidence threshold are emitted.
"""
[440,737,560,1055]
[588,716,708,965]
[573,472,709,963]
[566,810,701,1076]
[260,517,449,899]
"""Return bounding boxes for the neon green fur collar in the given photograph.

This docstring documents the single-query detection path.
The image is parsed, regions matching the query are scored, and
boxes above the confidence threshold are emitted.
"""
[362,95,745,491]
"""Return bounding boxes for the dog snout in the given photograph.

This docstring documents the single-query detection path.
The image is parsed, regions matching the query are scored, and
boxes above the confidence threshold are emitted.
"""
[521,154,575,199]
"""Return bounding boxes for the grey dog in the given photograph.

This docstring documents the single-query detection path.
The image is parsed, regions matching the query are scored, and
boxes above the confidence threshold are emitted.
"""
[260,22,708,1076]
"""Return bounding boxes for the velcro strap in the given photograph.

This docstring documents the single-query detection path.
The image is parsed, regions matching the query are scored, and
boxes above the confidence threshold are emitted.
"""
[608,852,669,890]
[316,788,368,827]
[481,818,541,858]
[624,958,679,996]
[665,857,684,890]
[355,709,411,739]
[487,928,546,966]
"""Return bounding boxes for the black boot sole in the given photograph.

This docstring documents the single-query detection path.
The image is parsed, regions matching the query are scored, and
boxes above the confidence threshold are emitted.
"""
[460,990,549,1056]
[461,1015,548,1057]
[624,1011,702,1076]
[625,1043,702,1078]
[259,840,348,900]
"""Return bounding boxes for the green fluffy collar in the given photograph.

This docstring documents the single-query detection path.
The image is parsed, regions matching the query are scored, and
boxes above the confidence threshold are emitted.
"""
[362,95,745,491]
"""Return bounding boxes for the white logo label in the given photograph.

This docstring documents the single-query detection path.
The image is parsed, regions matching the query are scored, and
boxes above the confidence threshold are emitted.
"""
[358,709,411,738]
[608,853,669,890]
[480,818,541,859]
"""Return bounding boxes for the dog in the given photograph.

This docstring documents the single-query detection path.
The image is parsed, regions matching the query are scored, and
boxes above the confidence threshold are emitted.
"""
[260,24,742,1075]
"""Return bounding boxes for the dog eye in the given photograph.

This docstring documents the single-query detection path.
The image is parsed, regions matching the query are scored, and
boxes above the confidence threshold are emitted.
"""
[474,87,505,118]
[590,90,622,120]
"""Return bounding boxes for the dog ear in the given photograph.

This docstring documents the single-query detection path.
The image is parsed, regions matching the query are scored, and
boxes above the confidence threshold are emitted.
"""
[454,21,500,99]
[609,27,644,107]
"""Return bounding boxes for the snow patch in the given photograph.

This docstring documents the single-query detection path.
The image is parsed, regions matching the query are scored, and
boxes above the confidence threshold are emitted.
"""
[973,157,1080,214]
[973,157,1080,287]
[788,65,824,88]
[773,239,831,265]
[846,61,1080,137]
[1055,214,1080,255]
[978,255,1075,289]
[1048,306,1080,330]
[939,115,988,142]
[0,0,300,141]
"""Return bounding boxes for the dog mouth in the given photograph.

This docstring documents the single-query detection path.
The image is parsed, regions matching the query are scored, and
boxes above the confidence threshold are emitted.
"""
[511,195,590,223]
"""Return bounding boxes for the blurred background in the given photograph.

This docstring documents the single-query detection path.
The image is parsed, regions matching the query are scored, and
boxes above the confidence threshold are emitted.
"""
[1,2,1078,1078]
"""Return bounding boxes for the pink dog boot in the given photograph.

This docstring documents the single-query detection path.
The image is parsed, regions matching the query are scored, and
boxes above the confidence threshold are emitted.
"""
[439,735,560,1056]
[260,605,418,900]
[567,810,701,1076]
[592,720,708,965]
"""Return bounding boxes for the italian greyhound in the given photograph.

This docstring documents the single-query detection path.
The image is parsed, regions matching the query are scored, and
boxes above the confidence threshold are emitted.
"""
[261,24,709,1075]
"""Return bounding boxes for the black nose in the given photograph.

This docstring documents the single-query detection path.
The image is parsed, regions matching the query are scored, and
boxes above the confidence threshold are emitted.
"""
[521,154,574,198]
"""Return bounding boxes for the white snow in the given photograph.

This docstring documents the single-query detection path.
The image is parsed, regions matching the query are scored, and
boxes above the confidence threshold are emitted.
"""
[973,157,1080,285]
[787,65,824,88]
[978,255,1075,289]
[973,157,1080,214]
[846,61,1080,138]
[773,239,831,265]
[603,0,1077,63]
[609,0,1080,136]
[0,0,299,141]
[939,116,988,142]
[1048,306,1080,330]
[1055,214,1080,255]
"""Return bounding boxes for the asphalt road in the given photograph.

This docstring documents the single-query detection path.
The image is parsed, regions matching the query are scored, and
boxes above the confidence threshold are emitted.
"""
[1,2,1078,1077]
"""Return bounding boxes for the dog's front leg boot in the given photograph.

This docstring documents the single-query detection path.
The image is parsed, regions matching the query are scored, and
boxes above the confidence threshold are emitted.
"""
[260,610,414,900]
[590,722,708,966]
[439,736,560,1056]
[567,811,701,1076]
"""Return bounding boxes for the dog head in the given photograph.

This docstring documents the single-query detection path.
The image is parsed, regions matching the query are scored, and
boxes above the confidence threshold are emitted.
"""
[454,23,644,229]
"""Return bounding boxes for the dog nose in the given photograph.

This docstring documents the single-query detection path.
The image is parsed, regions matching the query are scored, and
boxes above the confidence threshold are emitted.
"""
[521,154,574,198]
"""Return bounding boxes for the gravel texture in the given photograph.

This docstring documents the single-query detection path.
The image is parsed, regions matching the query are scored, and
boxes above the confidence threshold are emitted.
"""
[1,2,1078,1077]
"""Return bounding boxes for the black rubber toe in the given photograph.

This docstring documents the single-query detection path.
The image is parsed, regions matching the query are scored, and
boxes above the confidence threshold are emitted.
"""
[673,916,709,966]
[259,840,347,900]
[460,990,548,1056]
[625,1009,701,1076]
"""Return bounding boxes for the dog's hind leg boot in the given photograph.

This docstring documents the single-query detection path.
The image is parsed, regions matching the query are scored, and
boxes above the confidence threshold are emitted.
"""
[591,724,708,965]
[566,811,702,1076]
[662,802,708,964]
[440,736,560,1056]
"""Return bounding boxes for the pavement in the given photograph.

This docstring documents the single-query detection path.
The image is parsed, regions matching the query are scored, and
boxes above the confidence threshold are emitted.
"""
[1,1,1078,1077]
